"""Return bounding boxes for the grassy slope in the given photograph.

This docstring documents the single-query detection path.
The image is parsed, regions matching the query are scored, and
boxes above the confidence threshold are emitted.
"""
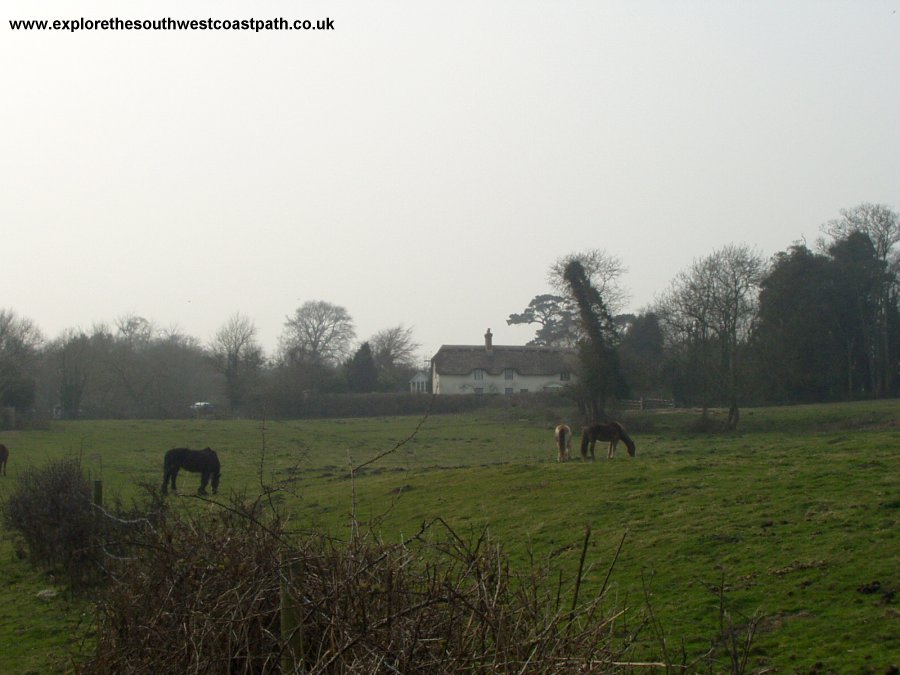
[0,400,897,673]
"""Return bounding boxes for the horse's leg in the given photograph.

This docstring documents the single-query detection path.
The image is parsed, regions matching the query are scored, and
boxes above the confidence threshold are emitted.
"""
[608,439,616,459]
[198,471,209,495]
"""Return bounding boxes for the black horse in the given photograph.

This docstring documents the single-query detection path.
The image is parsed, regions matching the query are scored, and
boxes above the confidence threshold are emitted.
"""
[161,447,220,495]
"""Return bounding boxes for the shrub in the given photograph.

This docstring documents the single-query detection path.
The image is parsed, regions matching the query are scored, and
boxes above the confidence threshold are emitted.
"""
[81,503,637,673]
[83,495,286,673]
[2,457,100,588]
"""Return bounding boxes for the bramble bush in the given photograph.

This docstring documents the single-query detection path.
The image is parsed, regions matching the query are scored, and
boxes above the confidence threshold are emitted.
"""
[80,499,640,674]
[2,458,100,588]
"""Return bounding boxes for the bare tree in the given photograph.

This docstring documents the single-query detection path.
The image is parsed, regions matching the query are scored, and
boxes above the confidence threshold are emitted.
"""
[114,313,156,345]
[48,329,92,418]
[0,309,44,410]
[370,325,419,371]
[822,203,899,263]
[549,249,629,315]
[657,244,764,428]
[211,313,264,411]
[89,316,217,417]
[280,301,356,366]
[368,325,420,391]
[102,314,156,413]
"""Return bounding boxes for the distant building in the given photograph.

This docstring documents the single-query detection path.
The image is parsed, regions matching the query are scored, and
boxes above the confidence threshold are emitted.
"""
[430,329,577,395]
[409,370,430,393]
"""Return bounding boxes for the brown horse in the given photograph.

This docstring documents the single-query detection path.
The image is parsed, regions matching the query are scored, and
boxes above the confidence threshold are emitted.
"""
[0,443,7,476]
[554,424,572,462]
[580,422,636,460]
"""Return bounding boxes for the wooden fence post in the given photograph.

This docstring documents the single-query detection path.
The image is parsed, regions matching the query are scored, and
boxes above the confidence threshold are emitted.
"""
[280,555,306,673]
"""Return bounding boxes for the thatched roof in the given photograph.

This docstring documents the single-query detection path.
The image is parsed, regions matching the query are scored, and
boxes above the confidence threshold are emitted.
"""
[432,345,577,376]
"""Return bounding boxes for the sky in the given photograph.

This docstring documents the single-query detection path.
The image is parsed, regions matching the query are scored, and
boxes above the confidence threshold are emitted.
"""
[2,1,898,363]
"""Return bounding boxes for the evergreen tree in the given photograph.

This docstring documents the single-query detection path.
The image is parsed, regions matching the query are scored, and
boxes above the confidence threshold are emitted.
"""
[346,342,379,393]
[562,261,627,421]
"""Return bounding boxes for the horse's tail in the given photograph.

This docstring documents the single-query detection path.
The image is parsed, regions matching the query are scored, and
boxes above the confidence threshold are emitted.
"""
[580,428,590,456]
[611,421,636,457]
[554,425,569,461]
[555,425,567,450]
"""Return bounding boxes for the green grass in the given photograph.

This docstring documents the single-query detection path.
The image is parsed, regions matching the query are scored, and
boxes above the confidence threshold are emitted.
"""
[0,400,898,673]
[0,538,90,674]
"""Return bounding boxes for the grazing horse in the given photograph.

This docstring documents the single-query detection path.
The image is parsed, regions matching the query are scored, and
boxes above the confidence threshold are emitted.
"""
[554,424,572,462]
[0,444,7,476]
[580,422,636,460]
[161,447,220,495]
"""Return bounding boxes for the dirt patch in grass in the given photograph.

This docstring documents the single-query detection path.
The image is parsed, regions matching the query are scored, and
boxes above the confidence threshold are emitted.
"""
[768,560,827,576]
[755,610,814,634]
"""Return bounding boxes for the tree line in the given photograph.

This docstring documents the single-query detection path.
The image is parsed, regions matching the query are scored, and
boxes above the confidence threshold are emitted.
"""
[507,203,899,427]
[0,301,421,421]
[1,203,896,424]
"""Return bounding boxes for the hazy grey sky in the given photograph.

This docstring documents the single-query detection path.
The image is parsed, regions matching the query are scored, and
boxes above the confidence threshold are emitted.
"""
[3,1,898,361]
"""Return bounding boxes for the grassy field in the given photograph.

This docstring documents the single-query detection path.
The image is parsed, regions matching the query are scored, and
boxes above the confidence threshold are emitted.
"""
[0,400,897,673]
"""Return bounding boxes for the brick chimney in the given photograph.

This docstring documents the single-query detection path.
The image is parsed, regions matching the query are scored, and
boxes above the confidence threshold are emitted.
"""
[484,328,493,351]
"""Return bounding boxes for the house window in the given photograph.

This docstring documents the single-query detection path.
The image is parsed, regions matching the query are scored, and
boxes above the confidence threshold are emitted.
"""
[473,368,485,380]
[505,388,513,395]
[504,368,514,380]
[560,372,570,381]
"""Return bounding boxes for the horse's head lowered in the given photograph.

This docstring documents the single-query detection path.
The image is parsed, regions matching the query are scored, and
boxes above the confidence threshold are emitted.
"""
[202,447,221,494]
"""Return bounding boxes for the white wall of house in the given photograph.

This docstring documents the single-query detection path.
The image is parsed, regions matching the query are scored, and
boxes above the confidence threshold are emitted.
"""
[433,370,571,394]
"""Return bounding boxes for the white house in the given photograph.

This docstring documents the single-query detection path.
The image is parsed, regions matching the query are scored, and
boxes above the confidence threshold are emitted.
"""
[430,329,577,395]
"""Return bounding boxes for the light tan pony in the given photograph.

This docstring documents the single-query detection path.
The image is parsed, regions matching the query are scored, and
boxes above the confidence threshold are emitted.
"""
[580,422,636,460]
[554,424,572,462]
